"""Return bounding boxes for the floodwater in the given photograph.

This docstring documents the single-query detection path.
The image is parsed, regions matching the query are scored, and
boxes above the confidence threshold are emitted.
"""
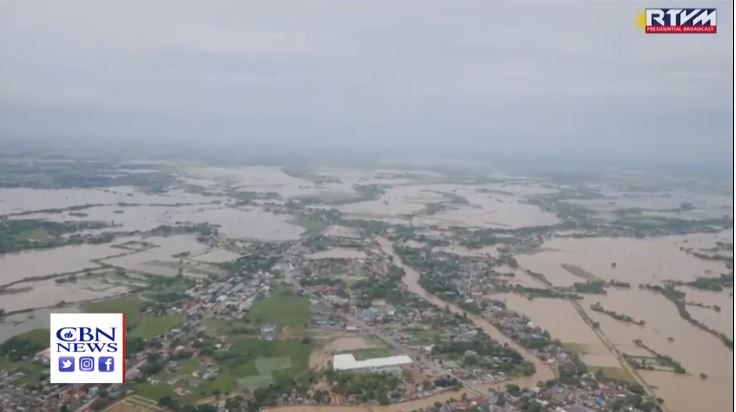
[377,237,556,388]
[518,234,731,287]
[495,264,545,289]
[434,244,501,258]
[0,186,214,215]
[0,306,78,343]
[11,204,206,234]
[499,293,621,369]
[683,288,733,339]
[101,235,215,277]
[190,249,242,263]
[0,274,138,312]
[0,243,122,285]
[581,288,733,412]
[337,182,558,229]
[188,166,356,199]
[568,191,733,220]
[182,207,304,240]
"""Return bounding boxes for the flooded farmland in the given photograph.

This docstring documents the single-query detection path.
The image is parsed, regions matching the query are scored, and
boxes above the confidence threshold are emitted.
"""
[517,233,732,287]
[0,243,122,285]
[581,288,733,412]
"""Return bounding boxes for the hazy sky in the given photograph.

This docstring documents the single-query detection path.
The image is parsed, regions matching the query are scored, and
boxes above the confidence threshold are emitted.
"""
[0,1,732,169]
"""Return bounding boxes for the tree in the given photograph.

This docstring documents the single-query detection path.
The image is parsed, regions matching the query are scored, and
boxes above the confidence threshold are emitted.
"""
[158,395,176,408]
[505,383,520,395]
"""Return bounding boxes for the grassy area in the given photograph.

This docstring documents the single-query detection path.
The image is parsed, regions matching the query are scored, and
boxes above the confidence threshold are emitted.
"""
[560,263,602,283]
[16,328,49,347]
[0,358,47,386]
[589,365,637,383]
[255,356,292,375]
[129,314,185,339]
[229,336,312,373]
[292,215,328,237]
[133,381,176,401]
[203,318,254,337]
[141,276,193,299]
[179,358,202,374]
[84,296,147,325]
[248,284,309,330]
[407,328,440,345]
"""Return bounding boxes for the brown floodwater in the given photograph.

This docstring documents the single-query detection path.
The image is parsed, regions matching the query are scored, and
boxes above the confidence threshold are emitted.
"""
[499,293,620,369]
[518,234,731,287]
[581,288,733,412]
[0,243,122,285]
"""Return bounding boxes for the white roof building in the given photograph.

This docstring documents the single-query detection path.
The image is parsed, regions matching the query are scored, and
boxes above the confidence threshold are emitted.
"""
[332,353,413,371]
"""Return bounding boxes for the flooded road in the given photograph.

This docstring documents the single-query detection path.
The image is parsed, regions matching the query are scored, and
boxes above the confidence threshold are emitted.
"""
[377,237,556,387]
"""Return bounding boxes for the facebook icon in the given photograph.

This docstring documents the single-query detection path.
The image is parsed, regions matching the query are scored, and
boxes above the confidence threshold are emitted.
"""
[98,357,115,372]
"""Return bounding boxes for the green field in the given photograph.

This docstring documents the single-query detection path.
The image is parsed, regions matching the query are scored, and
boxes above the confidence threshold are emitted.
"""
[129,314,185,339]
[0,358,47,386]
[84,296,147,325]
[291,215,329,237]
[203,318,254,336]
[407,328,440,345]
[0,329,49,387]
[134,336,313,402]
[247,284,309,330]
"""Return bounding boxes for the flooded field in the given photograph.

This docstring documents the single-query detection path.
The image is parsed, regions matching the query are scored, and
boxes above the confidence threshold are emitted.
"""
[518,233,731,287]
[182,206,304,240]
[187,166,357,199]
[337,182,559,229]
[10,204,206,234]
[434,244,501,257]
[0,306,79,343]
[580,288,733,412]
[0,243,122,285]
[190,248,242,263]
[680,287,733,339]
[500,293,622,371]
[0,186,216,215]
[101,235,220,278]
[0,273,141,312]
[569,190,733,220]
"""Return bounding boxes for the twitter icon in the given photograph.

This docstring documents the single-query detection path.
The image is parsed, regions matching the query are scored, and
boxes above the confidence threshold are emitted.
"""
[59,357,75,372]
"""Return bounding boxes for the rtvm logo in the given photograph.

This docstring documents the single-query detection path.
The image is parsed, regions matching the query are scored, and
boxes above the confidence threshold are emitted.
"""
[50,313,125,383]
[643,9,717,33]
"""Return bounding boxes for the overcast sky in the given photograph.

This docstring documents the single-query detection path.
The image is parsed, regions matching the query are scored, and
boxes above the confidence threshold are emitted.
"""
[0,1,732,170]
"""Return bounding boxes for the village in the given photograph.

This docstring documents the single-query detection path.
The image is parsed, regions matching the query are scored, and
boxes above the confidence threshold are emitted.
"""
[1,222,663,412]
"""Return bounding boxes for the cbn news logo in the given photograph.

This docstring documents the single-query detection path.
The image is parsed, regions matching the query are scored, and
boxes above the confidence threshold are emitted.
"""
[640,8,717,34]
[50,313,126,384]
